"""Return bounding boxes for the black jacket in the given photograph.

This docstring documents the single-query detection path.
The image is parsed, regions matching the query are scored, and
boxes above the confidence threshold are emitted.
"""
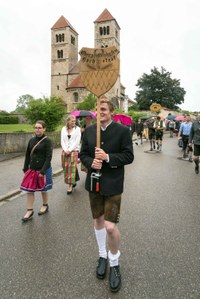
[189,120,200,145]
[23,135,53,175]
[80,122,134,196]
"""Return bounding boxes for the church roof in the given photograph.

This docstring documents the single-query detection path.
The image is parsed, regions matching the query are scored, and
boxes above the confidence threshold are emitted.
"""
[94,8,114,22]
[67,75,85,89]
[69,63,80,74]
[51,16,78,34]
[94,8,120,29]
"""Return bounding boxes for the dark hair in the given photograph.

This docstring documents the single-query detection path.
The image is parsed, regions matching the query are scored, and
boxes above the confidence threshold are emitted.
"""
[35,120,46,128]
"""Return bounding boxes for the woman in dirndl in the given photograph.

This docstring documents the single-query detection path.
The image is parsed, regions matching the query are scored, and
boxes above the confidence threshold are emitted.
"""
[61,115,81,194]
[21,120,53,222]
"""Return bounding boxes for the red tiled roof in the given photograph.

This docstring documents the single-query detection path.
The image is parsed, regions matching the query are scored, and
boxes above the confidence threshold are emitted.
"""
[51,16,78,34]
[69,63,80,74]
[67,75,85,88]
[94,8,115,23]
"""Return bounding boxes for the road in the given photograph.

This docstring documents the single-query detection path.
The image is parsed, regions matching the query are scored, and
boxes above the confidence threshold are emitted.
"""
[0,135,199,299]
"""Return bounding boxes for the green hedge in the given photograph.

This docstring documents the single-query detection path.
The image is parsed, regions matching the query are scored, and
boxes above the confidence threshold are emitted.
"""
[0,115,19,124]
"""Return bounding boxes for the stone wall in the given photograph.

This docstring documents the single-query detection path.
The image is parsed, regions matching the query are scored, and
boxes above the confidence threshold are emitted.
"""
[0,132,61,154]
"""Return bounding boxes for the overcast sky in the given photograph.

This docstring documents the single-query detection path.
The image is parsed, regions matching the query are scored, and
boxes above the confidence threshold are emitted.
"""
[0,0,199,112]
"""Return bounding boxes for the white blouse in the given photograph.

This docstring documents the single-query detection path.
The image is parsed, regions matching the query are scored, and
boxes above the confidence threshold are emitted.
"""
[61,126,81,152]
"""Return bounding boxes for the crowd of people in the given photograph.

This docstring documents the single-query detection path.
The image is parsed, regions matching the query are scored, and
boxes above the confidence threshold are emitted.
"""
[19,103,200,293]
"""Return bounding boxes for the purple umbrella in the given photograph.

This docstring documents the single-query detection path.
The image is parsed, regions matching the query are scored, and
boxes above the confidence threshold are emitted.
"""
[71,110,96,118]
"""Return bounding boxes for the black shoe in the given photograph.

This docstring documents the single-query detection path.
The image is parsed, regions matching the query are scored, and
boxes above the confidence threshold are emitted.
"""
[22,209,34,222]
[96,257,107,279]
[109,265,121,292]
[195,164,199,174]
[38,204,49,215]
[150,148,153,151]
[67,190,73,195]
[73,183,77,188]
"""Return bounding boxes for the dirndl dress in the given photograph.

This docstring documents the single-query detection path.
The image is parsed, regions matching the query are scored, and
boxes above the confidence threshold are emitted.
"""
[62,151,80,185]
[20,167,53,193]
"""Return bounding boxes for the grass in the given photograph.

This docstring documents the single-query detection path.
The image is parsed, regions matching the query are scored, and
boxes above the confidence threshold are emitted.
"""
[0,124,63,133]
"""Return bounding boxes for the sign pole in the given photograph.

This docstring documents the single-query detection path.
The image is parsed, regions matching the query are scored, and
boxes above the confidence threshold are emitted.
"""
[79,46,120,191]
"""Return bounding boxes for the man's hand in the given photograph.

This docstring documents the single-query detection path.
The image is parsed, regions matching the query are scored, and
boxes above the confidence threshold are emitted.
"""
[91,158,103,170]
[95,147,108,161]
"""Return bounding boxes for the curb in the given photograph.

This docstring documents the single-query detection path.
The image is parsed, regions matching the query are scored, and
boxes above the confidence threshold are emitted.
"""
[0,168,63,203]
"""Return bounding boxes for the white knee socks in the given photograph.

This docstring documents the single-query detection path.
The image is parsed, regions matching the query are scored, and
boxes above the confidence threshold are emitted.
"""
[94,227,107,259]
[108,250,120,267]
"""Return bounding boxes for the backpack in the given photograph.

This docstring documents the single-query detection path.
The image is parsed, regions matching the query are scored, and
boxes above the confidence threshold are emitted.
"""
[169,121,175,128]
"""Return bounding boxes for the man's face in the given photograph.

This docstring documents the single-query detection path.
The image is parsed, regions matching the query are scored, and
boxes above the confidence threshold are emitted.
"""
[99,103,112,124]
[186,116,191,122]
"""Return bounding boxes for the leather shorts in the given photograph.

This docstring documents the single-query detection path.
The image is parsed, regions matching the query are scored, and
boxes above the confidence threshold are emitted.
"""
[89,192,121,223]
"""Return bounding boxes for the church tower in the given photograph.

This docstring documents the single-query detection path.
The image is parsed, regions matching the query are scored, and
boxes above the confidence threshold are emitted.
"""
[51,16,78,103]
[94,8,120,51]
[94,9,122,108]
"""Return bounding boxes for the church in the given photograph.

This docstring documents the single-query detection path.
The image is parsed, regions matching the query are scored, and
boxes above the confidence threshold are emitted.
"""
[51,8,133,112]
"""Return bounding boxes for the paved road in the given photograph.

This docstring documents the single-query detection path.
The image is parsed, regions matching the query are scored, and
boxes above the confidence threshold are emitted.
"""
[0,136,199,298]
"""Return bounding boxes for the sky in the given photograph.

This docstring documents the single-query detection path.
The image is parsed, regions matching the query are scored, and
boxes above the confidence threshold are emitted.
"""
[0,0,199,112]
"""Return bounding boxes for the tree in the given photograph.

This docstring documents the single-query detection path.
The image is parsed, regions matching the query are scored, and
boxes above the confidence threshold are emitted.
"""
[24,96,66,131]
[15,94,34,112]
[77,93,97,110]
[135,67,186,110]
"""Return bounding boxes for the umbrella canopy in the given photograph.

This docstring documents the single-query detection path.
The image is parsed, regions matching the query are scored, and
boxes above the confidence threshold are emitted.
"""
[166,114,176,120]
[71,110,96,118]
[113,114,132,125]
[140,116,149,121]
[175,115,185,121]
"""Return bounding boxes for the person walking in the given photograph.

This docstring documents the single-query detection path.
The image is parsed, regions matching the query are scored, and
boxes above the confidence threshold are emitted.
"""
[189,113,200,173]
[21,120,53,222]
[135,118,144,144]
[80,98,134,293]
[168,119,176,137]
[61,115,81,194]
[148,117,156,151]
[154,116,165,151]
[178,115,193,161]
[143,120,149,141]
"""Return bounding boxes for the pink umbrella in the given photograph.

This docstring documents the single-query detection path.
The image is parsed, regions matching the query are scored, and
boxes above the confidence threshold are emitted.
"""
[113,114,132,125]
[175,115,185,121]
[71,110,96,118]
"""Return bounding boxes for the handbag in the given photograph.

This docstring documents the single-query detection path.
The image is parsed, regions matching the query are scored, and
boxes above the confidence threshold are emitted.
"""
[20,169,46,191]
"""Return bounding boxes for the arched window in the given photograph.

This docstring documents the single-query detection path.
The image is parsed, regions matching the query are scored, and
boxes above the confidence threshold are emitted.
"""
[99,27,103,36]
[71,35,75,45]
[73,92,78,102]
[62,34,65,42]
[57,50,63,59]
[103,27,106,35]
[56,34,59,42]
[57,85,59,90]
[107,26,110,35]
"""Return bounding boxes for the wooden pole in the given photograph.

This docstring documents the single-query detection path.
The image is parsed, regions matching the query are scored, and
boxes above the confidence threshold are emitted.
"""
[96,97,101,148]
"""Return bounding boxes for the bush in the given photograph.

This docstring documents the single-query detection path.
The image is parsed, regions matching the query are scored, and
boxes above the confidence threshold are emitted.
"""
[24,96,66,131]
[0,115,19,124]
